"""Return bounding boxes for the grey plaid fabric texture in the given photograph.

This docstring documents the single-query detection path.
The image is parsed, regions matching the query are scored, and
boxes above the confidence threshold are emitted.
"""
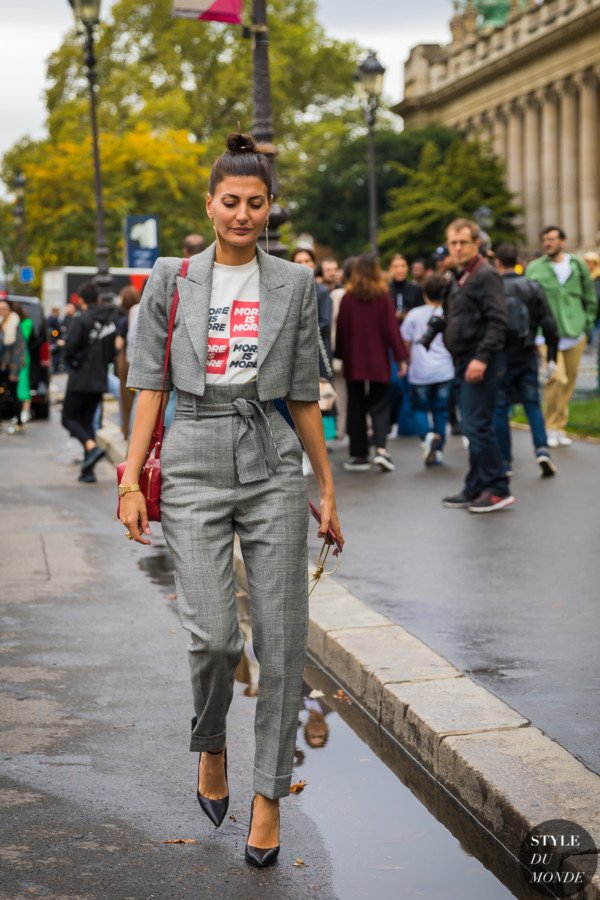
[127,243,320,402]
[162,384,309,799]
[127,247,320,800]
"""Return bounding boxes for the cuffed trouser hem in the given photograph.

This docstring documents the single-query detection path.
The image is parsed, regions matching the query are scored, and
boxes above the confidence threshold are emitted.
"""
[190,729,227,753]
[253,766,292,800]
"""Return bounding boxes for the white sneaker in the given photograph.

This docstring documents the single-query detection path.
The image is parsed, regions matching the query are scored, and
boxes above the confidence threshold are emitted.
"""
[461,435,470,449]
[557,431,573,447]
[373,451,395,472]
[421,432,437,466]
[434,450,444,465]
[547,430,559,448]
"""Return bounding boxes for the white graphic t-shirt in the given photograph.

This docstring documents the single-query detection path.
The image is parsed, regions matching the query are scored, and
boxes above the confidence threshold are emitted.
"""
[206,257,260,384]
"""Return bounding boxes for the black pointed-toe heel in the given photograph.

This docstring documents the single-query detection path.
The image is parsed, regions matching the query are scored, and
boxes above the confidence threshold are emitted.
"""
[196,748,229,828]
[244,797,280,868]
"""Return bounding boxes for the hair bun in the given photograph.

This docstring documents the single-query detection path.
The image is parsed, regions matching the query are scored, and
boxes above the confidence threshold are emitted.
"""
[225,131,278,159]
[226,132,257,154]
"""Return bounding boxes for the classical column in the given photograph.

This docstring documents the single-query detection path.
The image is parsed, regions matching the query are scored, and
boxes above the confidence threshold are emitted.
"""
[492,106,507,160]
[577,68,599,249]
[523,92,542,251]
[540,85,559,227]
[480,111,494,146]
[559,76,579,245]
[506,100,524,203]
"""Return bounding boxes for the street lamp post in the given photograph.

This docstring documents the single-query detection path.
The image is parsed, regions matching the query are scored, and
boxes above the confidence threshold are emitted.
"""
[250,0,288,257]
[354,51,386,255]
[68,0,113,301]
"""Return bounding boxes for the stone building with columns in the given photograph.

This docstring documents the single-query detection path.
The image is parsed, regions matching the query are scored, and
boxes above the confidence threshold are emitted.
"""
[393,0,600,254]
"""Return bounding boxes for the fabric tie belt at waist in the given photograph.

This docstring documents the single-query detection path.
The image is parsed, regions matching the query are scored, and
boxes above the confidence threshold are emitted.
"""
[175,387,282,485]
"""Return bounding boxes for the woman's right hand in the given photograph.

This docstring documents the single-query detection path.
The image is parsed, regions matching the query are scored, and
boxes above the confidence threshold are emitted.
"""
[120,492,152,545]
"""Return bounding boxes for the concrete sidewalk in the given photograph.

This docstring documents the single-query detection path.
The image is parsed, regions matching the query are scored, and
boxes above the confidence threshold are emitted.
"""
[97,416,600,898]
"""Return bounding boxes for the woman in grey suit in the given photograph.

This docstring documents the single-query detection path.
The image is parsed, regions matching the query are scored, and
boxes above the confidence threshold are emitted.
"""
[119,133,344,868]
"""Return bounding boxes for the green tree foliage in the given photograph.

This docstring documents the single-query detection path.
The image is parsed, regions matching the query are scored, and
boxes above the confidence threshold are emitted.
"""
[291,125,458,259]
[379,139,521,260]
[1,126,209,287]
[44,0,360,175]
[1,0,361,276]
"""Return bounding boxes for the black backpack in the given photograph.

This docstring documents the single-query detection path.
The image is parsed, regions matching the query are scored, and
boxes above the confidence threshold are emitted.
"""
[504,276,531,347]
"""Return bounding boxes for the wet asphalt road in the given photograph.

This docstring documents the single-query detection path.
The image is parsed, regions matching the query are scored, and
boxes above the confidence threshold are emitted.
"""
[1,412,527,900]
[0,418,336,899]
[308,426,600,776]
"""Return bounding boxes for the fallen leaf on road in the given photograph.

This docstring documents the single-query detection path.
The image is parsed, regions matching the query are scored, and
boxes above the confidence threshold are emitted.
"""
[289,781,307,794]
[112,723,136,729]
[162,838,198,844]
[166,593,177,601]
[333,689,352,705]
[308,689,324,699]
[293,858,306,867]
[167,628,178,635]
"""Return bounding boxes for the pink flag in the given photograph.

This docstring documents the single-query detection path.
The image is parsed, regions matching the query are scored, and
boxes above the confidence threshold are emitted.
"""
[171,0,242,24]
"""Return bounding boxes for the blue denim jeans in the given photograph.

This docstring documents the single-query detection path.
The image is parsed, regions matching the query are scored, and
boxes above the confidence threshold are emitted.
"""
[458,354,509,499]
[493,360,548,463]
[409,379,453,448]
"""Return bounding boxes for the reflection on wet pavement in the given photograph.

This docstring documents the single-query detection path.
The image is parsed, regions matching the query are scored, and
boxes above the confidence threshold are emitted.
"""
[139,546,536,899]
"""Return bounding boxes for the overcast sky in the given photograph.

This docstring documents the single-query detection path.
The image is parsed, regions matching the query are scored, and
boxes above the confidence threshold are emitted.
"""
[0,0,450,169]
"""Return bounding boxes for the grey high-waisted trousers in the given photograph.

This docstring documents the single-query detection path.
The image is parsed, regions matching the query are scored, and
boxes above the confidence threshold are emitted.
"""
[160,383,309,799]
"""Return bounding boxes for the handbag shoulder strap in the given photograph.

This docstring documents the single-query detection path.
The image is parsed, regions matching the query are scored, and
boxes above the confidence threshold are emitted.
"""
[150,258,190,452]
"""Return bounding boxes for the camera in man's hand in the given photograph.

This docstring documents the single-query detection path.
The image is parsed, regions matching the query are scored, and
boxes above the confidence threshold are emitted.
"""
[419,314,446,351]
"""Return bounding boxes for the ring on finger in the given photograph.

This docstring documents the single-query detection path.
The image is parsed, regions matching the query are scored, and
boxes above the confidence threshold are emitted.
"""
[125,531,134,540]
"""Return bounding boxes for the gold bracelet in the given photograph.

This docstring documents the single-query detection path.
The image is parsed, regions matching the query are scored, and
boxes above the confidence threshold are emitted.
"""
[118,483,141,497]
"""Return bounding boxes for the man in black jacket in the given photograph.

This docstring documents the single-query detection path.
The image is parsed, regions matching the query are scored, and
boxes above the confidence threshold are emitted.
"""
[493,243,559,478]
[440,219,514,513]
[62,281,118,483]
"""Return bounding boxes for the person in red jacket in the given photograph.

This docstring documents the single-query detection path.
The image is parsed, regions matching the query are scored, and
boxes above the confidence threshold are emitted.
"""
[335,253,408,472]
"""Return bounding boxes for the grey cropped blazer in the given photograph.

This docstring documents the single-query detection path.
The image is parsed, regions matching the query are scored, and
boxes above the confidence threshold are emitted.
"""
[127,243,320,402]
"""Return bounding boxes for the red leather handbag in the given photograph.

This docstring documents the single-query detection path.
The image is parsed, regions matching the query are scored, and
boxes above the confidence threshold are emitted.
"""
[117,258,189,521]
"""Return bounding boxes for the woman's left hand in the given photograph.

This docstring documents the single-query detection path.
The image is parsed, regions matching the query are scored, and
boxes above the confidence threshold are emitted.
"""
[318,494,344,552]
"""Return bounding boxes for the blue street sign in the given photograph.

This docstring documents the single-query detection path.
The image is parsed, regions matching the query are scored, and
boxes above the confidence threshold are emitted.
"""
[19,266,35,284]
[125,215,160,268]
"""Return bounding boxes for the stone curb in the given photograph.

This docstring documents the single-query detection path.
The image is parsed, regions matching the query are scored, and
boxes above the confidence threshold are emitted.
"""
[103,424,600,896]
[235,544,600,895]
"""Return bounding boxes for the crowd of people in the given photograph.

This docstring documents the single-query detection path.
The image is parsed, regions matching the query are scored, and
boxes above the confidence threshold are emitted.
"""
[2,218,598,514]
[297,218,598,513]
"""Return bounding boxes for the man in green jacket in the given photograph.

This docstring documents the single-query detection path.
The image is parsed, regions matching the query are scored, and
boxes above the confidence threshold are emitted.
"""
[526,226,597,447]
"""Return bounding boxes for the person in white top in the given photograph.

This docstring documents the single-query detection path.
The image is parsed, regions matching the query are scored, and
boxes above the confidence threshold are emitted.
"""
[401,274,455,466]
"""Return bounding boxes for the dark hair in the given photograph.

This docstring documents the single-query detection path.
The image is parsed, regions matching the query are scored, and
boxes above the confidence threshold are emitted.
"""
[390,253,408,265]
[423,274,447,302]
[412,257,427,267]
[495,242,519,268]
[9,301,30,321]
[347,253,389,302]
[183,234,206,256]
[342,256,357,283]
[77,281,99,305]
[119,285,140,311]
[209,132,278,195]
[541,225,566,240]
[290,246,317,265]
